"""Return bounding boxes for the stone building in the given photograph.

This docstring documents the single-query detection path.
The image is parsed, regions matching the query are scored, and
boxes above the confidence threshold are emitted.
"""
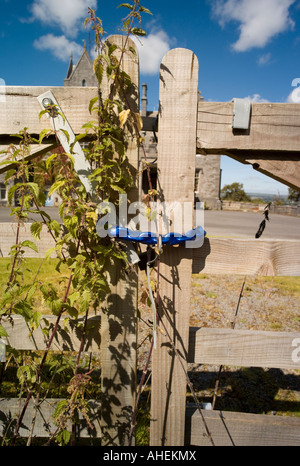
[64,42,97,87]
[195,154,221,209]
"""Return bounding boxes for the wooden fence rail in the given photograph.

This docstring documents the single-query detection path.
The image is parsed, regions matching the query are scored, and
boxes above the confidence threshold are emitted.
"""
[4,317,300,370]
[1,225,300,277]
[188,327,300,369]
[1,316,300,443]
[186,407,300,446]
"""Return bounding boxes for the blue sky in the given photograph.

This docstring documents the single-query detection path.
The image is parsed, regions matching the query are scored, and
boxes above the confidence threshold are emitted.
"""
[1,0,300,195]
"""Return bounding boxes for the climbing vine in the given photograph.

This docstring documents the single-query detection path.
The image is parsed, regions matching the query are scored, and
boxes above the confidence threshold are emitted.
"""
[0,1,152,445]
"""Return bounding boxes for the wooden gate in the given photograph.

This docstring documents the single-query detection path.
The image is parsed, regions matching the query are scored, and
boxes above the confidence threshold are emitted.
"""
[0,39,300,446]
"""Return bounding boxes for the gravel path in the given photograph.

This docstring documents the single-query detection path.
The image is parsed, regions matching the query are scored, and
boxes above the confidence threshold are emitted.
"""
[137,273,300,416]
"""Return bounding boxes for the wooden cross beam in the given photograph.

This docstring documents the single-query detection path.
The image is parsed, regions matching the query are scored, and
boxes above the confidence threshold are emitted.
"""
[0,86,96,172]
[143,100,300,190]
[2,88,300,189]
[197,101,300,190]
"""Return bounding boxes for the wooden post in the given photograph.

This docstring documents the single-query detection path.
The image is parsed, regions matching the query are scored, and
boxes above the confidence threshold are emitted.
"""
[150,48,199,446]
[99,35,139,446]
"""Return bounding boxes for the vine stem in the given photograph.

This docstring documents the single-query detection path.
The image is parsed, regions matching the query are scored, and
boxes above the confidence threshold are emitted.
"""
[10,238,80,445]
[8,183,25,284]
[108,2,138,103]
[70,308,90,445]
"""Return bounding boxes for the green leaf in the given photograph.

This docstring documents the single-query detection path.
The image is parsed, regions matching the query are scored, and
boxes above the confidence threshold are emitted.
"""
[45,152,58,169]
[14,300,33,321]
[118,3,134,10]
[39,109,49,122]
[26,282,38,301]
[139,6,152,15]
[63,215,79,237]
[26,182,39,199]
[65,305,78,319]
[54,399,68,418]
[48,179,67,195]
[57,429,71,446]
[111,184,126,194]
[39,128,52,143]
[20,240,38,253]
[32,311,41,329]
[49,219,61,237]
[93,57,103,85]
[108,43,118,56]
[130,27,147,37]
[8,183,22,205]
[45,246,56,260]
[59,129,70,144]
[30,221,43,240]
[0,325,8,338]
[81,121,96,130]
[70,134,87,153]
[89,96,99,114]
[67,291,81,307]
[129,46,137,57]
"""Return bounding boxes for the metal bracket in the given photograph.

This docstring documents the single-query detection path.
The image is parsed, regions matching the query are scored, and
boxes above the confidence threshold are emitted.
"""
[232,98,251,130]
[37,90,96,201]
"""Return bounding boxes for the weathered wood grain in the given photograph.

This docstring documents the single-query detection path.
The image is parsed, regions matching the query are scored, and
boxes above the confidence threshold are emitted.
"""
[150,48,199,447]
[4,319,300,371]
[186,406,300,446]
[192,237,300,276]
[99,35,139,447]
[1,398,299,445]
[197,101,300,153]
[0,86,97,136]
[2,315,101,352]
[0,87,97,172]
[0,398,101,438]
[188,327,300,369]
[197,101,300,189]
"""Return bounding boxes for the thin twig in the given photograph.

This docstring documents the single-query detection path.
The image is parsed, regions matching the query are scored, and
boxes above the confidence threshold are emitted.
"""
[211,276,246,410]
[11,237,81,445]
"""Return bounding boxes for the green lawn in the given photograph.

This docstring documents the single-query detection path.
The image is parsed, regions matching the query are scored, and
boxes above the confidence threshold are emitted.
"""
[0,257,69,287]
[0,258,70,315]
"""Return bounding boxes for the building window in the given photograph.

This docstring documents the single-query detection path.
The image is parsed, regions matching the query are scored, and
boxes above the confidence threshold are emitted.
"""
[0,183,7,200]
[82,79,86,87]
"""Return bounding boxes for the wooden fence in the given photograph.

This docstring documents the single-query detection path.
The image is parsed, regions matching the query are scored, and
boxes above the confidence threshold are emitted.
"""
[1,317,300,445]
[0,40,300,446]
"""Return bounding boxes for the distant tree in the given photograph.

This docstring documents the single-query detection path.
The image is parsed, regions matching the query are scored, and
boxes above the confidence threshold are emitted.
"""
[273,193,284,205]
[288,187,300,203]
[221,182,251,202]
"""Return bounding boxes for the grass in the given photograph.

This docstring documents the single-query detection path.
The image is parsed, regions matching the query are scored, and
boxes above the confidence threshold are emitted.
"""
[0,258,71,313]
[260,276,300,297]
[193,273,300,298]
[0,257,69,288]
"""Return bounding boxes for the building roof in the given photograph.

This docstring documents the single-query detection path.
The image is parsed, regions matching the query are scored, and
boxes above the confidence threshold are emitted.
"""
[64,42,97,87]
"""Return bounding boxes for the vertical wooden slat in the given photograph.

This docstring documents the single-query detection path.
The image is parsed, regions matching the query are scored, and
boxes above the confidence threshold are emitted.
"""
[150,48,199,446]
[100,35,139,446]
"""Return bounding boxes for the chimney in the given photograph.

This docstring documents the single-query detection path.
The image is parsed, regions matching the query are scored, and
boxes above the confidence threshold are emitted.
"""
[141,83,148,117]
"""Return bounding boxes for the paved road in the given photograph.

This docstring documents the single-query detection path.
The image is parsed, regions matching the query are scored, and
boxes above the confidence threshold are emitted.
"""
[203,210,300,240]
[0,207,299,240]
